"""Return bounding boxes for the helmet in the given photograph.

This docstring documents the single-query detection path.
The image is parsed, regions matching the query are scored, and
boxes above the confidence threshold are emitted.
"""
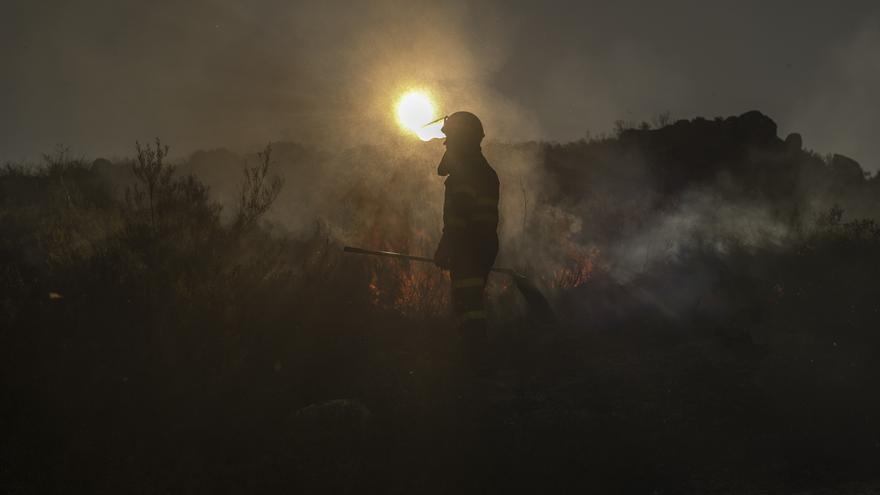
[441,111,484,141]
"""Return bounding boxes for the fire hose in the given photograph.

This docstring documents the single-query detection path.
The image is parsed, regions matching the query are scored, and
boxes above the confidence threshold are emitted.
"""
[343,246,555,325]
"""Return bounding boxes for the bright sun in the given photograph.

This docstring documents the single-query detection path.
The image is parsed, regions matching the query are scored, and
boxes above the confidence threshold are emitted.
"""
[395,90,445,141]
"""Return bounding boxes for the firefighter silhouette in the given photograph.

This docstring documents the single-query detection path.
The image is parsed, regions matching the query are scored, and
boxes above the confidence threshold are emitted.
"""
[433,112,499,370]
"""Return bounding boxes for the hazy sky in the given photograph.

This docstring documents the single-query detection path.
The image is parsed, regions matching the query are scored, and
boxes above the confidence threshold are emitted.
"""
[3,0,879,169]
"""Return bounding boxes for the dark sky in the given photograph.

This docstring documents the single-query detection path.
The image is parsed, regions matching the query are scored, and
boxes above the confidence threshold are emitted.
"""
[3,0,878,169]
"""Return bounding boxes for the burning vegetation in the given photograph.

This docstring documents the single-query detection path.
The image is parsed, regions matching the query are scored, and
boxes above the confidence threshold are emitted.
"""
[3,112,880,492]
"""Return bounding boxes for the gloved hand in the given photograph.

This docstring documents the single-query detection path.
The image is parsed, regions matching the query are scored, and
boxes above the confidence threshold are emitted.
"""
[433,235,452,270]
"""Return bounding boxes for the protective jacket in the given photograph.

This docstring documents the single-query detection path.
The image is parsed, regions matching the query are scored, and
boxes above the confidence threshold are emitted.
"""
[435,149,499,270]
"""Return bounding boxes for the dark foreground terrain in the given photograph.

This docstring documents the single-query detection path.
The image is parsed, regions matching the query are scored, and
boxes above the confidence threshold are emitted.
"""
[3,113,880,493]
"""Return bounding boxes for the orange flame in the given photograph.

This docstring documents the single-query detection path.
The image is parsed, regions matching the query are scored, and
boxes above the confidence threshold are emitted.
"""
[550,246,600,289]
[366,261,449,317]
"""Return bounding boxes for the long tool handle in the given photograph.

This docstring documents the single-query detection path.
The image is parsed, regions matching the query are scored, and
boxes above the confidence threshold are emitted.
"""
[342,246,518,276]
[343,246,435,264]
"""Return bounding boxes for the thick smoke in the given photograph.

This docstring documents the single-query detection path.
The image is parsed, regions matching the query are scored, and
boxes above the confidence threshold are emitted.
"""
[173,109,878,310]
[6,0,880,321]
[1,0,534,159]
[5,1,879,170]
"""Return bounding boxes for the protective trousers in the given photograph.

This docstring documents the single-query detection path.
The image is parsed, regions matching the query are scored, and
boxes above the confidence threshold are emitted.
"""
[451,262,490,370]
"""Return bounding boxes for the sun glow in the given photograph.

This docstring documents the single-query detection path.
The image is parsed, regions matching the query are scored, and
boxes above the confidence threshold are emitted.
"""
[395,90,445,141]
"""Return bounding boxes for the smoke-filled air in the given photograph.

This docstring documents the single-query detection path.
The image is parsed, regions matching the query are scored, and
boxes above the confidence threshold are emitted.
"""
[3,1,880,493]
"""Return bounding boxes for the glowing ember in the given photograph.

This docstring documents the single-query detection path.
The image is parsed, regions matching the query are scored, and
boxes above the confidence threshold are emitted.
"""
[368,272,382,306]
[551,247,600,289]
[395,90,445,141]
[366,261,449,317]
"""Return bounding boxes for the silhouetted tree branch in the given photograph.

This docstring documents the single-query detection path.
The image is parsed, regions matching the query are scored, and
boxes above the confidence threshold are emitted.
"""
[235,143,283,232]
